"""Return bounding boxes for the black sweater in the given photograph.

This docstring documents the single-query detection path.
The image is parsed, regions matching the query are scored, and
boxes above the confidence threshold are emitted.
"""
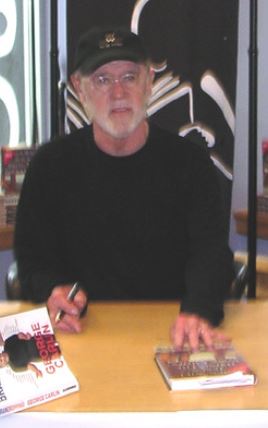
[14,124,233,325]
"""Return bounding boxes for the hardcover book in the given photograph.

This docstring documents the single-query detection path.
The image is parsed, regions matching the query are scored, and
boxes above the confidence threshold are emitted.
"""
[0,307,79,417]
[155,343,256,391]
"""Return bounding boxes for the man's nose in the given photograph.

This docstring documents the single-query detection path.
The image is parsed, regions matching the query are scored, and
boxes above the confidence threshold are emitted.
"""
[110,79,126,98]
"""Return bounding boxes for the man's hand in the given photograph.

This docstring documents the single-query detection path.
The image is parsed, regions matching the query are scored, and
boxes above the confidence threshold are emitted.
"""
[170,312,229,351]
[27,363,43,378]
[47,285,88,333]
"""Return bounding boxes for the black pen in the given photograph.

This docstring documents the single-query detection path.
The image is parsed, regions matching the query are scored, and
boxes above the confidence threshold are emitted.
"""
[55,282,80,323]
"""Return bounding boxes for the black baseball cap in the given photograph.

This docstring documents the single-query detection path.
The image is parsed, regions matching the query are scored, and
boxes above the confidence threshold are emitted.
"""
[73,26,150,75]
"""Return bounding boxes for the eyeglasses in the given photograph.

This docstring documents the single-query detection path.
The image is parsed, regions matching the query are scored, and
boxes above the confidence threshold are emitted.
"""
[91,71,140,92]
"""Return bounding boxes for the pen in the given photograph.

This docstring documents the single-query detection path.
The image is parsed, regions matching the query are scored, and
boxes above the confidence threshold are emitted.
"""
[55,282,80,323]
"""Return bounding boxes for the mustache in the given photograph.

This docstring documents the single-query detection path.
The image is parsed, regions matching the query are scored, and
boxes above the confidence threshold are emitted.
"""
[110,103,131,110]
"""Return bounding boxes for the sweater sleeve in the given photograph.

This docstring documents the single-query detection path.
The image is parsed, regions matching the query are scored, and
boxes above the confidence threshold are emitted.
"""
[14,145,76,302]
[179,147,234,326]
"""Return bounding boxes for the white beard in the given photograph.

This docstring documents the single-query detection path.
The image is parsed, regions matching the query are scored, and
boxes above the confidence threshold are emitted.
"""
[94,105,147,140]
[83,89,149,140]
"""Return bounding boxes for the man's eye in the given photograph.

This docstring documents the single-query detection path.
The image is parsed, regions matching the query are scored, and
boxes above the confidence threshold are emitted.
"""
[122,73,137,83]
[97,76,111,86]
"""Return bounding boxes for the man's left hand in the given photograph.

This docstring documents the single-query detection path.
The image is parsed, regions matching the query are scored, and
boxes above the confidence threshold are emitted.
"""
[170,312,230,351]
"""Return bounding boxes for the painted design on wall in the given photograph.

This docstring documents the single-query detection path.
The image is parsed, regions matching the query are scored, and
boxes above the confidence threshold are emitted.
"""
[131,0,235,180]
[0,0,19,147]
[0,0,34,148]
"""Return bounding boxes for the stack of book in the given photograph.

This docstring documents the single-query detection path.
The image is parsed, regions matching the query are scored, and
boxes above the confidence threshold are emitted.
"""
[257,194,268,213]
[0,193,19,227]
[0,145,36,226]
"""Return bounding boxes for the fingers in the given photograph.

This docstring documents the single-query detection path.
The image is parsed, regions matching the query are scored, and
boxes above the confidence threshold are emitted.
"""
[170,315,187,349]
[54,312,84,333]
[171,312,230,351]
[47,285,88,333]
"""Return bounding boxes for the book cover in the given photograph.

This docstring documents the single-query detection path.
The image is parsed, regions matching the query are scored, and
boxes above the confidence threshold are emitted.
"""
[0,307,79,417]
[155,343,256,391]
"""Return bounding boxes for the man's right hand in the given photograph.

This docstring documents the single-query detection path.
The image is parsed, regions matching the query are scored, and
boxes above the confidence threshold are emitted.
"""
[47,285,88,333]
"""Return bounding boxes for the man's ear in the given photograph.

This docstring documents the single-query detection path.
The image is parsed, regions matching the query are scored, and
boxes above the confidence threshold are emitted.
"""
[146,67,155,98]
[149,67,155,83]
[70,72,84,101]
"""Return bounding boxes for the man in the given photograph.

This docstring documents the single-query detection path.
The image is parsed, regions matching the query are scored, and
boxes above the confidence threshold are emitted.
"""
[14,26,234,349]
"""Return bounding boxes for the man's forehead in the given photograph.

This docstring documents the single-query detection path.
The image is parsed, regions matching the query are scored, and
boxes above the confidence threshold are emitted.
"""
[92,60,142,75]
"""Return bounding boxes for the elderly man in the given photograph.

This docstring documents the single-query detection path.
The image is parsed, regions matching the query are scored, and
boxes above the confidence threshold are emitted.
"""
[14,26,234,349]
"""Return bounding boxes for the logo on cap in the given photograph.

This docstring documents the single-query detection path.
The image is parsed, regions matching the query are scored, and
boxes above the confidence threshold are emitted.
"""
[99,32,123,49]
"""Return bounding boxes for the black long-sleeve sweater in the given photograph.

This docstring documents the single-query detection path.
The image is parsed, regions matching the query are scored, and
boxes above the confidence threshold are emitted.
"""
[14,124,234,325]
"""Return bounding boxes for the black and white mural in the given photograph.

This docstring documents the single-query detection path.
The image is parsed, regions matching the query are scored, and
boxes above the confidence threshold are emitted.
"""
[0,0,29,148]
[66,0,239,234]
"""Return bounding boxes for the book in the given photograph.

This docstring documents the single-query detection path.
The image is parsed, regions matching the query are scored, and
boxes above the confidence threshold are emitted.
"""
[155,343,256,391]
[0,307,79,417]
[1,145,37,194]
[0,193,19,226]
[257,194,268,213]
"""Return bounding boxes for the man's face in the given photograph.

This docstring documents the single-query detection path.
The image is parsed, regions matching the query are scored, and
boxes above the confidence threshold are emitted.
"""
[0,352,9,367]
[73,61,154,140]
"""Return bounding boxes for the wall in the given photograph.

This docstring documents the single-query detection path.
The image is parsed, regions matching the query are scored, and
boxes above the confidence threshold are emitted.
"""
[230,0,268,256]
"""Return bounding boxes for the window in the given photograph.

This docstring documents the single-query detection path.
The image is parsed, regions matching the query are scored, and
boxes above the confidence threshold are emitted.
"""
[0,0,51,151]
[0,0,34,148]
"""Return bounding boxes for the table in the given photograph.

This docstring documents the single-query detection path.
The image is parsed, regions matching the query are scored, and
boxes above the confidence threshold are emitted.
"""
[1,300,268,415]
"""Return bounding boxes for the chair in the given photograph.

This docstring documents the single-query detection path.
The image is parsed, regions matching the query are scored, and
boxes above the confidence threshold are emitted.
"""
[5,260,249,301]
[5,261,21,300]
[229,259,249,299]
